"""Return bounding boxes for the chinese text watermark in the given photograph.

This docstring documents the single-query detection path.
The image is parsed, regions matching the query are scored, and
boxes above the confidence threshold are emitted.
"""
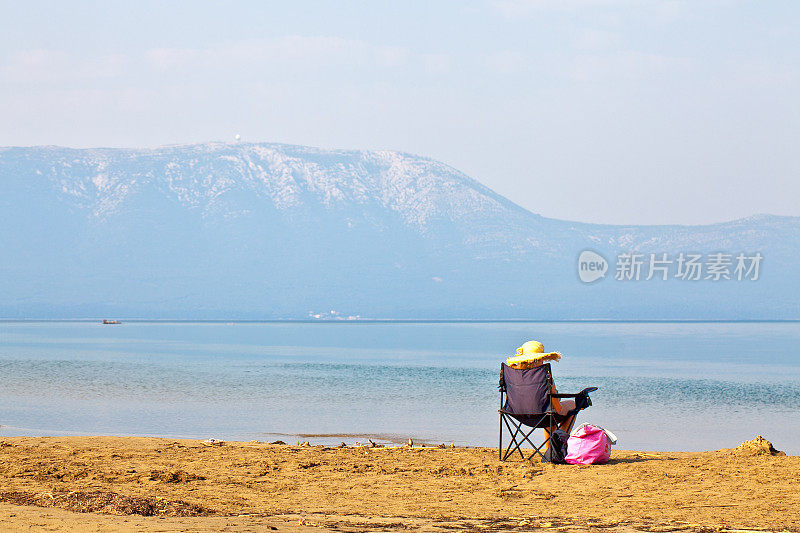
[578,251,762,283]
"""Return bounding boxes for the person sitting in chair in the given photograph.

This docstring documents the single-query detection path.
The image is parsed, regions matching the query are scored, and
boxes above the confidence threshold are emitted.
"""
[506,340,580,436]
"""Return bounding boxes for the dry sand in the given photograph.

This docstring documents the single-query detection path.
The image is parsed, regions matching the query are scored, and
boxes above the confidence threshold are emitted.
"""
[0,435,797,532]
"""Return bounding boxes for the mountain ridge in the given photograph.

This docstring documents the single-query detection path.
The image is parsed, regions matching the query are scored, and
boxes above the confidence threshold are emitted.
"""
[6,141,798,228]
[1,142,797,319]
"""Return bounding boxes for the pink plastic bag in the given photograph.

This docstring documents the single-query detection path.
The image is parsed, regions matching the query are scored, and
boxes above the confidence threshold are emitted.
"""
[565,424,611,465]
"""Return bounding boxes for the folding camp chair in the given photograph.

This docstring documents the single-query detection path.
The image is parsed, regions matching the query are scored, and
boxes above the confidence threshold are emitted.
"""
[498,362,596,462]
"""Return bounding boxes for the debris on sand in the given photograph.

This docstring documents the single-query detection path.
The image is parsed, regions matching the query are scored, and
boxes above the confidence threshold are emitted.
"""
[0,490,210,516]
[269,440,287,445]
[201,439,223,447]
[732,436,785,456]
[147,470,206,483]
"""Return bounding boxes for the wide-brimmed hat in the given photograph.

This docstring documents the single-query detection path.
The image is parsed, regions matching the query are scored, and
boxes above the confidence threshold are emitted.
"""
[506,340,562,368]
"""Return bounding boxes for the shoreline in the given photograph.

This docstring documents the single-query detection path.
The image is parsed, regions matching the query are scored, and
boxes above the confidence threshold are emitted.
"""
[1,435,797,532]
[2,425,797,454]
[3,318,800,323]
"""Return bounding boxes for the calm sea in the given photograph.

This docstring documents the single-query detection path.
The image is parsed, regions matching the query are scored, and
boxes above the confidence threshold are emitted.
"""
[1,321,798,454]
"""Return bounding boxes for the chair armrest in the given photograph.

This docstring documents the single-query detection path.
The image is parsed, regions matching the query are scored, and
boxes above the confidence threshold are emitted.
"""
[498,409,555,416]
[557,387,599,410]
[552,387,598,399]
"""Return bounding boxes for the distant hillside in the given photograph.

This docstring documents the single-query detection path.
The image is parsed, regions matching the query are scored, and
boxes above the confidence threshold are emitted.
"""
[1,142,797,319]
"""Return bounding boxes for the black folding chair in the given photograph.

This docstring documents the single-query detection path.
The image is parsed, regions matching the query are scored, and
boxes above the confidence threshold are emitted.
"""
[498,362,596,462]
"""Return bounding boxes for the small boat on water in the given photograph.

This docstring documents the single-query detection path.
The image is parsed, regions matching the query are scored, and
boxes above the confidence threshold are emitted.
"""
[102,319,121,325]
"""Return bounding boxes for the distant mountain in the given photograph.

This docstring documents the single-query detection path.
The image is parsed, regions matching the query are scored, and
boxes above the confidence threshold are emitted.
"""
[1,142,798,319]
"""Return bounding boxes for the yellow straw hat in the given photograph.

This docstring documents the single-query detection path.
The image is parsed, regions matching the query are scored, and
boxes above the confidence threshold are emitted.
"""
[506,340,562,369]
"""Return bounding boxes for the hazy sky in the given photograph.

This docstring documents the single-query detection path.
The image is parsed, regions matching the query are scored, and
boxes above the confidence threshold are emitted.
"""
[2,0,798,225]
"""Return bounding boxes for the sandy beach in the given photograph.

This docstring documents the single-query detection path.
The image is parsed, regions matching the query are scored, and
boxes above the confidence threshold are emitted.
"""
[0,435,797,532]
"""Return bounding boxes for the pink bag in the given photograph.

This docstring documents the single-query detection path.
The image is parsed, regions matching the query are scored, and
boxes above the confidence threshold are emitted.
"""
[565,424,611,465]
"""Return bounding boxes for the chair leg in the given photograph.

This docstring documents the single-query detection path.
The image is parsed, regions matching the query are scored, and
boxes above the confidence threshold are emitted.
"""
[499,414,560,462]
[516,425,546,461]
[520,427,541,460]
[499,413,503,460]
[530,434,551,461]
[501,416,546,462]
[501,415,530,461]
[501,415,521,460]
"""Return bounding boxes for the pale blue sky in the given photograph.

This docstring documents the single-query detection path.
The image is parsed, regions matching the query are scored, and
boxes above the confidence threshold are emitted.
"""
[2,0,798,224]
